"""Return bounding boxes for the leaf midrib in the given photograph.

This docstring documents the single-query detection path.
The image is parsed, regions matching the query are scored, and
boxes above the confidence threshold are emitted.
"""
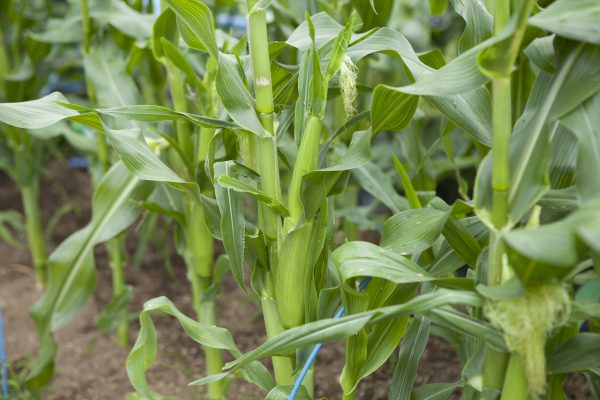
[51,174,140,326]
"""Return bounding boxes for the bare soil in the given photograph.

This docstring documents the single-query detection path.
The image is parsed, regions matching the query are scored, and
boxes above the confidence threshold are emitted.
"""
[0,161,594,399]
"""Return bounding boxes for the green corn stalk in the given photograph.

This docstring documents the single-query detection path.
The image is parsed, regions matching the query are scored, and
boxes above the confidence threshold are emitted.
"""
[247,0,283,242]
[484,0,536,396]
[2,1,599,399]
[246,0,294,385]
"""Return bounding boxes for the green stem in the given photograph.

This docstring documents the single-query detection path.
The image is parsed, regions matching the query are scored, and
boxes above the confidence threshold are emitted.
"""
[184,198,222,399]
[484,0,514,393]
[188,271,223,400]
[247,2,282,241]
[81,0,91,53]
[491,76,511,230]
[197,126,213,164]
[490,0,536,231]
[166,60,193,165]
[107,237,128,345]
[247,3,274,114]
[21,183,46,287]
[342,391,357,400]
[0,30,8,96]
[185,199,214,278]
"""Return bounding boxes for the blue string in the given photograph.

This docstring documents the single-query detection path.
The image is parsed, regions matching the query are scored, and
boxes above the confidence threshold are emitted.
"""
[288,277,372,400]
[0,306,8,398]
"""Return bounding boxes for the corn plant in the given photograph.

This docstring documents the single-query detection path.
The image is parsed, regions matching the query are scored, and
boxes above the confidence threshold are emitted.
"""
[0,0,162,393]
[0,0,58,286]
[1,0,600,399]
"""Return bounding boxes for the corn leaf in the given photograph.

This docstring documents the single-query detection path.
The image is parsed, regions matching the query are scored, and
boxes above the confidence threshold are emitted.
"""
[216,53,266,137]
[334,241,435,285]
[388,317,430,400]
[412,382,463,400]
[222,290,498,369]
[214,162,246,290]
[165,0,218,58]
[0,92,78,129]
[300,129,371,220]
[547,333,600,374]
[370,85,418,134]
[561,91,600,203]
[475,41,600,226]
[27,163,153,389]
[451,0,492,53]
[347,28,492,146]
[503,197,600,285]
[353,161,410,213]
[96,105,238,129]
[84,42,140,109]
[265,385,312,400]
[530,0,600,45]
[217,174,289,217]
[381,208,448,253]
[126,296,274,399]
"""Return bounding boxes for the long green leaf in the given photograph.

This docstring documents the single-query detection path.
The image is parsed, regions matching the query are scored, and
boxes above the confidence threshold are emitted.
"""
[27,163,153,389]
[214,162,246,290]
[475,41,600,226]
[388,317,430,400]
[381,208,448,253]
[530,0,600,45]
[126,296,274,399]
[547,333,600,374]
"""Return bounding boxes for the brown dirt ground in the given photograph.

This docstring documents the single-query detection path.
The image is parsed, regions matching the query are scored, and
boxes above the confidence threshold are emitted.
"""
[0,161,595,399]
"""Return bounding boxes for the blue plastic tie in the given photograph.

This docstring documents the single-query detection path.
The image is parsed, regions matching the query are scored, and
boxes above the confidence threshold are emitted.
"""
[0,306,8,398]
[288,277,372,400]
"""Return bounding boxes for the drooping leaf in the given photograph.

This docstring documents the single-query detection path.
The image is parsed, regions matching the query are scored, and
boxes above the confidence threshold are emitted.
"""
[334,241,435,286]
[220,290,494,373]
[126,296,274,399]
[503,197,600,285]
[0,92,78,129]
[27,163,154,389]
[451,0,492,53]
